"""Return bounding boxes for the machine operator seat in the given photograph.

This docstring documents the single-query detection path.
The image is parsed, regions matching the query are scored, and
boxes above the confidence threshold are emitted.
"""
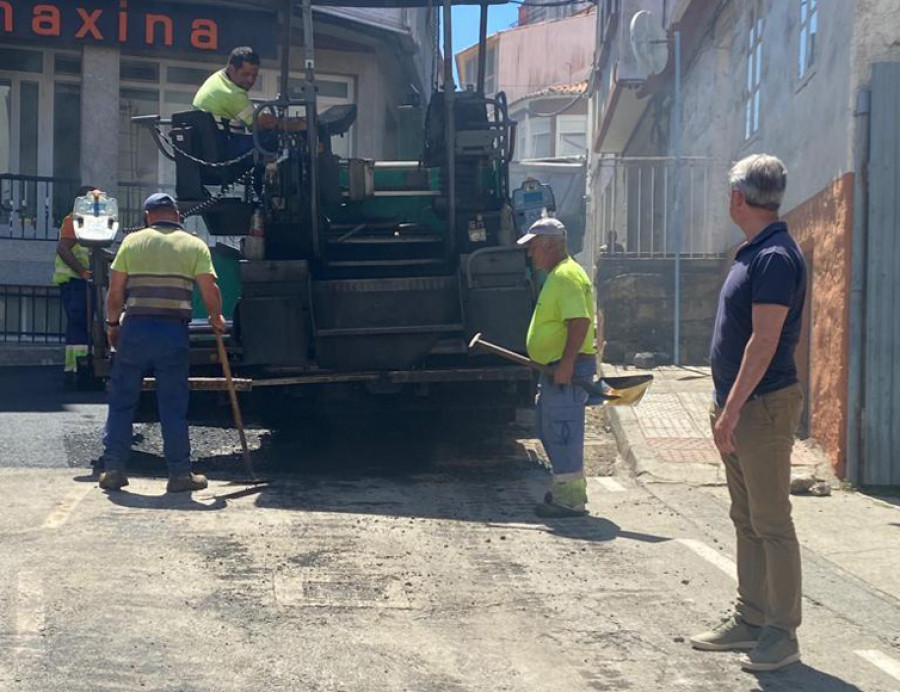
[171,110,248,201]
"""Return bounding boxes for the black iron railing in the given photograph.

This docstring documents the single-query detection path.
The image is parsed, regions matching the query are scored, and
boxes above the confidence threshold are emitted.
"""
[0,285,66,344]
[2,174,238,248]
[0,174,81,241]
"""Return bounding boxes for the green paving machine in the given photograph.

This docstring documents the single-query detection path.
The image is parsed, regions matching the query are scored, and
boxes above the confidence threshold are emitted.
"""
[111,0,538,418]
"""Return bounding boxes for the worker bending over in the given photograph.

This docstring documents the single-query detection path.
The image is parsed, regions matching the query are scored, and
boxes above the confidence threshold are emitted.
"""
[99,194,225,493]
[518,218,598,517]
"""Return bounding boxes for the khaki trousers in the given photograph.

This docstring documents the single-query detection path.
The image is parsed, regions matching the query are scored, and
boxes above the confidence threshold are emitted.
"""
[711,383,804,635]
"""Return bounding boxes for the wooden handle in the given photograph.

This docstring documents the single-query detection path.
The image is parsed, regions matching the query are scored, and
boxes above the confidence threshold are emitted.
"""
[216,333,256,479]
[468,332,551,375]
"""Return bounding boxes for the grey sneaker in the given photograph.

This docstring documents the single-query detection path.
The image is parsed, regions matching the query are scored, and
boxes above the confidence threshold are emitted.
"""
[98,469,129,491]
[740,626,800,672]
[166,473,208,493]
[690,615,762,651]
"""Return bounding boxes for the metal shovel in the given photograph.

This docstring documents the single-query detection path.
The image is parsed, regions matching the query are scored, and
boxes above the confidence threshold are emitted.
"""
[468,333,653,406]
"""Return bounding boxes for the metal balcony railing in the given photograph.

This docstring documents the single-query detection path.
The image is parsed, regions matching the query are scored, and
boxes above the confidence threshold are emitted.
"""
[0,284,66,344]
[0,174,81,241]
[1,175,236,247]
[588,156,735,262]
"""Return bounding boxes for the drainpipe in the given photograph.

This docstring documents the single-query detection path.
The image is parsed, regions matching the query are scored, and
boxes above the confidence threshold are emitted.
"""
[846,88,871,485]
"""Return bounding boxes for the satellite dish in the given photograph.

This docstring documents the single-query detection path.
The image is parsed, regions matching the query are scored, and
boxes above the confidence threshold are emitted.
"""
[630,10,668,78]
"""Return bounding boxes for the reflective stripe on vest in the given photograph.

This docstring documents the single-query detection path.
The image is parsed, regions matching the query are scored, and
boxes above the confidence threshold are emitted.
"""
[125,274,194,320]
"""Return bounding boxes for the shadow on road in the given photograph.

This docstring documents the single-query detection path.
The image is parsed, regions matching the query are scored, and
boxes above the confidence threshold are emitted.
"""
[752,663,864,691]
[0,365,105,412]
[102,488,227,511]
[65,412,671,544]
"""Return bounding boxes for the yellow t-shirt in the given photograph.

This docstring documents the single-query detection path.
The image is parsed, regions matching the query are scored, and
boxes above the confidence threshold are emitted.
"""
[526,256,597,365]
[192,69,255,128]
[111,224,216,320]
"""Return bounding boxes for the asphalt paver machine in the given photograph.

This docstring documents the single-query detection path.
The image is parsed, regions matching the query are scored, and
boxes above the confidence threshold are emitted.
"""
[110,0,538,419]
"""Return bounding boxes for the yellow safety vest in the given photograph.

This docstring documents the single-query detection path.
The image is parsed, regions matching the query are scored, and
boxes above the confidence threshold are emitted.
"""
[52,214,91,285]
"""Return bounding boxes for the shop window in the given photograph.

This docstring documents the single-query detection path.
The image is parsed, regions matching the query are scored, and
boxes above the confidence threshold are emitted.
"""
[0,48,43,74]
[168,66,215,86]
[53,82,81,220]
[119,88,160,185]
[19,83,38,177]
[121,60,159,83]
[164,90,196,109]
[54,55,81,76]
[0,82,10,174]
[288,78,349,100]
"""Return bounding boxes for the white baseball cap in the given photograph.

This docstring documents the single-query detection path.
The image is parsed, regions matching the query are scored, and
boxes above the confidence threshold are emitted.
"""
[517,217,567,245]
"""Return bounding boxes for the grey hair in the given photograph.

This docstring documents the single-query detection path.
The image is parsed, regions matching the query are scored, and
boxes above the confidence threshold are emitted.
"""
[728,154,787,211]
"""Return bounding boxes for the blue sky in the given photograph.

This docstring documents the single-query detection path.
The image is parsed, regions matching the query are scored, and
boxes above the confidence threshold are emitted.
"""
[445,3,520,80]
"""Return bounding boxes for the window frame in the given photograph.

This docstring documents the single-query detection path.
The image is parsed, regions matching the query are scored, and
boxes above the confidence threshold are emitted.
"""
[797,0,818,81]
[555,113,587,158]
[743,2,763,141]
[529,116,551,159]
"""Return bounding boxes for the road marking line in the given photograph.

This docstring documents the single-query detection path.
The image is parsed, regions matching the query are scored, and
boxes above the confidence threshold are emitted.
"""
[592,477,626,492]
[42,485,92,529]
[677,538,737,580]
[855,650,900,682]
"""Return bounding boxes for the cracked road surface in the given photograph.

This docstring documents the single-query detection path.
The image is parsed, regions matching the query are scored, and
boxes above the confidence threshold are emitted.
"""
[0,367,898,691]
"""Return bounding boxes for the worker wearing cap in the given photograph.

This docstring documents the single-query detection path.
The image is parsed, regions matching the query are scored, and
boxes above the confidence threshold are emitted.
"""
[53,185,98,388]
[99,193,226,493]
[518,217,598,517]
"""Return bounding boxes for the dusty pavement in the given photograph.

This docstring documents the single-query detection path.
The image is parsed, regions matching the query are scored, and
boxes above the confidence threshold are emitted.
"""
[1,367,899,691]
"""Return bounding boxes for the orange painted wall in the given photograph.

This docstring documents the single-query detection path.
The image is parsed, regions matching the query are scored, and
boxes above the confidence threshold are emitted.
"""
[783,173,854,477]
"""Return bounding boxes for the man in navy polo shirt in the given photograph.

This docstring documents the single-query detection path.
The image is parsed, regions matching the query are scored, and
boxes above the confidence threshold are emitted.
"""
[690,155,807,673]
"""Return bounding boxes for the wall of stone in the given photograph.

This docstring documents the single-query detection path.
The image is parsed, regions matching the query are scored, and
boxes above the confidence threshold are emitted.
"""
[783,173,854,477]
[595,257,725,366]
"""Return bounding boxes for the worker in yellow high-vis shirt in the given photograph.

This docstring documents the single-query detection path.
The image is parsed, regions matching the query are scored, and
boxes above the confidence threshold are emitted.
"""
[193,46,305,159]
[518,217,598,518]
[99,193,225,494]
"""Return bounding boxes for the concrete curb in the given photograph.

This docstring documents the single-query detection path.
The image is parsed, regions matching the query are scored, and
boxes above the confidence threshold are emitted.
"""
[606,402,726,486]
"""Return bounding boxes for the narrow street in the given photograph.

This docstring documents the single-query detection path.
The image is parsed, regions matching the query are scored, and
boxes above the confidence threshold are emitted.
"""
[0,367,898,691]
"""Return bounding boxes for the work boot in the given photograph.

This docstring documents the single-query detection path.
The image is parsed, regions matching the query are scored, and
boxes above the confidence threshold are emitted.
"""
[98,469,129,491]
[740,626,800,672]
[534,491,588,518]
[690,615,762,651]
[166,473,208,493]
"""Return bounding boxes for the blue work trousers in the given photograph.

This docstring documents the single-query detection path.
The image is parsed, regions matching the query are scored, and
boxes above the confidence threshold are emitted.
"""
[535,358,596,480]
[60,279,90,346]
[103,317,191,476]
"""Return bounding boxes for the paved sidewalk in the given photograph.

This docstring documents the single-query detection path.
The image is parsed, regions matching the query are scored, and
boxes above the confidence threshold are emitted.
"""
[603,364,833,485]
